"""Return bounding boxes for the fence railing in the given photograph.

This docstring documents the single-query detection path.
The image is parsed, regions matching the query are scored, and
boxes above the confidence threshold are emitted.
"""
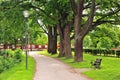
[0,44,48,51]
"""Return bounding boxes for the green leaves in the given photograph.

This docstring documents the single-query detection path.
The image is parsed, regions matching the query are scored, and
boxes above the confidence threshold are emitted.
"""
[0,0,120,48]
[0,49,23,73]
[87,24,120,49]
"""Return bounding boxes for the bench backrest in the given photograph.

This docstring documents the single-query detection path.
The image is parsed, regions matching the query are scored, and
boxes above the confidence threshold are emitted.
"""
[95,58,102,65]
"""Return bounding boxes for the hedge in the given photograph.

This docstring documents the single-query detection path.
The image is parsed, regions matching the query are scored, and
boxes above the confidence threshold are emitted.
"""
[71,48,120,57]
[83,48,120,57]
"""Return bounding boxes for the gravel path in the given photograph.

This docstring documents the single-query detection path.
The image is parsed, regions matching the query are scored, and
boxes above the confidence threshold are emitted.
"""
[29,51,92,80]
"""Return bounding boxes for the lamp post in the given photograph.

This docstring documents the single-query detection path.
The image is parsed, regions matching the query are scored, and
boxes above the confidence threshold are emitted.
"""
[23,10,29,69]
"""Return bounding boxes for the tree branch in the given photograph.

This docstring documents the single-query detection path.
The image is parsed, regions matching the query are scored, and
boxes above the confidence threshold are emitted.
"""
[29,4,55,20]
[79,0,95,38]
[92,20,119,29]
[96,8,120,21]
[37,21,48,35]
[70,0,77,14]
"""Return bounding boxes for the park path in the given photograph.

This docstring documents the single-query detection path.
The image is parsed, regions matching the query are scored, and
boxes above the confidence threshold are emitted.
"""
[29,51,92,80]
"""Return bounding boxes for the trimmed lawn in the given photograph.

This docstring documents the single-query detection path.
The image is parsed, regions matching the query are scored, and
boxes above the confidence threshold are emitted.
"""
[39,50,120,80]
[0,56,35,80]
[83,55,120,80]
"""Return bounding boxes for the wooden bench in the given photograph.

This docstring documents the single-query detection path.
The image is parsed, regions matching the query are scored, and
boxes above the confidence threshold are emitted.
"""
[90,58,102,69]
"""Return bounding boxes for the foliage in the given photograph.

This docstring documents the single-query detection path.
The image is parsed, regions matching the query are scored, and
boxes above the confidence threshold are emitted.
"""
[0,0,45,45]
[34,34,47,45]
[83,35,93,48]
[0,49,23,73]
[14,49,23,63]
[84,24,120,49]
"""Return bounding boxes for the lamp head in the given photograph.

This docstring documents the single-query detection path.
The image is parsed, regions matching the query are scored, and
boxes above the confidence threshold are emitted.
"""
[23,10,29,18]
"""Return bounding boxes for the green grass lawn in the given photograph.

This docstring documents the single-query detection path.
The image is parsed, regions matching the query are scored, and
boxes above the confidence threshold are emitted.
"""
[0,55,35,80]
[39,50,120,80]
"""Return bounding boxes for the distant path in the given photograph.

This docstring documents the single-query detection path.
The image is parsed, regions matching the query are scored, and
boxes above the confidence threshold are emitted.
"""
[29,51,92,80]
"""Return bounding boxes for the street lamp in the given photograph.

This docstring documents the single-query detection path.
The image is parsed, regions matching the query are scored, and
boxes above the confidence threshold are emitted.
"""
[23,10,29,69]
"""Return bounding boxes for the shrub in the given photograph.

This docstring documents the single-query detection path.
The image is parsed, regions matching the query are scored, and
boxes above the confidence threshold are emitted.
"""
[5,49,14,58]
[0,56,4,73]
[0,50,6,56]
[0,49,23,73]
[13,49,23,63]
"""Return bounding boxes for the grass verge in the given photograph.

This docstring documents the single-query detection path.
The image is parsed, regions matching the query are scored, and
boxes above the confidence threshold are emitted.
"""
[39,50,120,80]
[0,55,35,80]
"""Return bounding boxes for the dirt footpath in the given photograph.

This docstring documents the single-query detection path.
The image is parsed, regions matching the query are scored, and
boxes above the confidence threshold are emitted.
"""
[29,51,92,80]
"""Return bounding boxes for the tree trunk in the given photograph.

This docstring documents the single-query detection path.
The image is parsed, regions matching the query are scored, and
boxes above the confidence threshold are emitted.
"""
[59,35,65,57]
[64,22,72,58]
[51,26,57,54]
[48,26,52,53]
[74,15,83,62]
[74,38,83,62]
[57,24,65,57]
[47,26,57,54]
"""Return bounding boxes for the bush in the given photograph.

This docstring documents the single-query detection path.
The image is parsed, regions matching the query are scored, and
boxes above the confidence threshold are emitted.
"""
[0,56,4,73]
[0,49,23,73]
[5,49,14,58]
[0,50,5,56]
[14,49,23,63]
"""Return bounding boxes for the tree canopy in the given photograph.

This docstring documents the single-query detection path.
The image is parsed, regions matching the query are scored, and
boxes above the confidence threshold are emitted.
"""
[0,0,120,62]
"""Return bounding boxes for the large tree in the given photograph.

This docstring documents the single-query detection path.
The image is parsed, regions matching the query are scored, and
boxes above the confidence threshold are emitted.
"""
[70,0,95,62]
[56,0,72,58]
[31,0,72,58]
[70,0,120,62]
